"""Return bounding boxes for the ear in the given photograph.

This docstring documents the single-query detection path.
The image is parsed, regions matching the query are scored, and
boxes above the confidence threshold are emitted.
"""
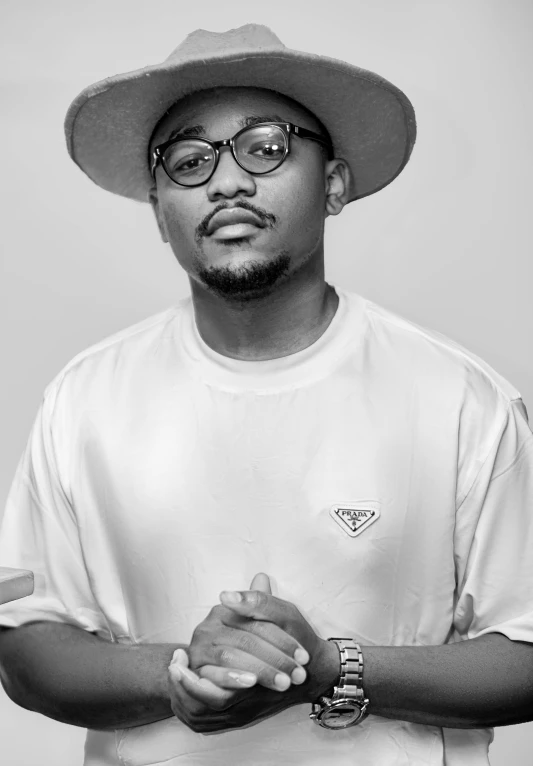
[148,186,169,244]
[324,158,351,217]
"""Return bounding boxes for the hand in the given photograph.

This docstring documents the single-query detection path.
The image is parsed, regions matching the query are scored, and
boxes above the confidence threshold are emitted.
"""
[168,647,304,733]
[187,573,310,693]
[167,574,340,733]
[167,574,313,732]
[217,580,339,704]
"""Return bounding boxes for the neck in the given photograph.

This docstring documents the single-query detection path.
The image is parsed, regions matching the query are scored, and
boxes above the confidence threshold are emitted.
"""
[189,256,339,362]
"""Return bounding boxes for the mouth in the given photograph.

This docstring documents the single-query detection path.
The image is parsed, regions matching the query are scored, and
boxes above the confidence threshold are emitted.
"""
[207,208,266,238]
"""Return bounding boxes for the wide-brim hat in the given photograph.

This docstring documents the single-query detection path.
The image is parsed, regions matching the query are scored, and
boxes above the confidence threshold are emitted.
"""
[64,24,416,204]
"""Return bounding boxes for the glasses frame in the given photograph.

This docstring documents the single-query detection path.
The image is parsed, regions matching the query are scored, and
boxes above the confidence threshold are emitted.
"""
[150,122,333,187]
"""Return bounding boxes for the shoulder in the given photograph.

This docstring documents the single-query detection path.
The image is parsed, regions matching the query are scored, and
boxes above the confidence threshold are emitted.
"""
[342,290,528,503]
[348,290,522,405]
[42,299,189,407]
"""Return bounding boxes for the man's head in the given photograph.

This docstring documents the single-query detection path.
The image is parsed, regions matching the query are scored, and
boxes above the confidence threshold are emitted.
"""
[148,86,350,302]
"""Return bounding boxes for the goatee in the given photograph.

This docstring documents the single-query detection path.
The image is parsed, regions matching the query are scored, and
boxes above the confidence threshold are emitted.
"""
[197,251,291,301]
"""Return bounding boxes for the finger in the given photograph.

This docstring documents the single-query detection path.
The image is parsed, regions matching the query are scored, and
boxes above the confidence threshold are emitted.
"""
[197,664,258,689]
[249,572,272,594]
[230,618,310,667]
[169,656,237,710]
[208,645,306,691]
[170,647,190,668]
[217,594,310,667]
[203,624,307,684]
[219,589,294,628]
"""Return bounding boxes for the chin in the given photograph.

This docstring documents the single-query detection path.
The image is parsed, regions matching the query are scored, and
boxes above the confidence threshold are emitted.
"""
[196,249,291,301]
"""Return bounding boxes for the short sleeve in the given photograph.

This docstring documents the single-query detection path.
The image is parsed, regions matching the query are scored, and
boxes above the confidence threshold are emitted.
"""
[0,383,111,638]
[453,397,533,642]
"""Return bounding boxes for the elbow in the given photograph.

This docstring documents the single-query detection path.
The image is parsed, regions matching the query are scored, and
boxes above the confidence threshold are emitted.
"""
[0,666,38,713]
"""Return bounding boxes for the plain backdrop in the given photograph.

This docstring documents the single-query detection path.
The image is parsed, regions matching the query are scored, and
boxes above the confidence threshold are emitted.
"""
[1,1,532,763]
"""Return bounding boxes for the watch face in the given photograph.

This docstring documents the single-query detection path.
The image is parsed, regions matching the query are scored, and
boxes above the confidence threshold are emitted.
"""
[320,701,363,729]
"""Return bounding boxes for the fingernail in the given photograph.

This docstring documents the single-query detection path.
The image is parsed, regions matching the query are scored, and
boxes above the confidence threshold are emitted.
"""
[274,673,291,691]
[174,648,188,665]
[221,591,242,604]
[291,666,307,685]
[294,648,310,665]
[228,671,256,687]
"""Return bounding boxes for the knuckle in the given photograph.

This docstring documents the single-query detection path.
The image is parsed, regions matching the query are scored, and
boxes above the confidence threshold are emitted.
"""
[211,604,226,620]
[292,605,303,621]
[186,644,202,670]
[217,646,234,667]
[247,590,262,608]
[190,623,208,645]
[234,630,255,654]
[273,654,296,674]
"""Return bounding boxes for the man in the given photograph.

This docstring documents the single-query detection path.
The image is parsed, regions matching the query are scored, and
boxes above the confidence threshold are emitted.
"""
[0,23,532,766]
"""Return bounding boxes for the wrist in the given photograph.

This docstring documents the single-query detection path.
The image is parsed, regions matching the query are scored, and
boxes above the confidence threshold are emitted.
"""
[306,638,340,701]
[310,639,370,730]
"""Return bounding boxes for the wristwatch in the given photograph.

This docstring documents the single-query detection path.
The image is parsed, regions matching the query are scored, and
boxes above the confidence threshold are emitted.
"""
[309,638,370,729]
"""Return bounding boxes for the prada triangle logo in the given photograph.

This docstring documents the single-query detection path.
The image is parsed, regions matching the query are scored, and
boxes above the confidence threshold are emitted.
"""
[330,502,381,538]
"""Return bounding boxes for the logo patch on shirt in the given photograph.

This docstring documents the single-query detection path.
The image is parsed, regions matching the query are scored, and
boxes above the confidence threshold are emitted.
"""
[330,501,381,538]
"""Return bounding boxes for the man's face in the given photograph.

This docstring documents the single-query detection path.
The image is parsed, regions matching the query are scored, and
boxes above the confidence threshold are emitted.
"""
[149,87,340,301]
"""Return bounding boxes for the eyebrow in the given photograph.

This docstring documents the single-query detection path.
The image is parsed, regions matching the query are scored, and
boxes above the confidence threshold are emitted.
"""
[166,114,287,142]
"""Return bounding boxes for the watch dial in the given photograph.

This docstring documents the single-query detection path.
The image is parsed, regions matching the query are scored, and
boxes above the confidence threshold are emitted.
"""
[322,702,362,729]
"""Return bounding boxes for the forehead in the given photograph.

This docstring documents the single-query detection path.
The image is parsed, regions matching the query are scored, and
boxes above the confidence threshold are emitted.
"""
[150,87,321,145]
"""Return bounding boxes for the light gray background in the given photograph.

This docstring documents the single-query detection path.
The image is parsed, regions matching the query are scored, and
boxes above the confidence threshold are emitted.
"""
[1,1,532,763]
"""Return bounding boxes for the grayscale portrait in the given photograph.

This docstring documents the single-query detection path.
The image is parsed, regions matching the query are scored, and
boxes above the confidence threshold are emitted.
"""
[1,3,532,765]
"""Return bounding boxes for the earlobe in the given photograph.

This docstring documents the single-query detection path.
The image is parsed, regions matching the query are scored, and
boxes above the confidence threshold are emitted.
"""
[324,159,350,217]
[148,187,169,244]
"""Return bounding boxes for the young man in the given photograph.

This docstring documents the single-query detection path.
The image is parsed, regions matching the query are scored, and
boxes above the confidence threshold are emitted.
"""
[0,23,532,766]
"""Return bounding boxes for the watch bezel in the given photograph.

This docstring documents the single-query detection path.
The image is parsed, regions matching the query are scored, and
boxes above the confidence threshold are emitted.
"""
[311,697,369,729]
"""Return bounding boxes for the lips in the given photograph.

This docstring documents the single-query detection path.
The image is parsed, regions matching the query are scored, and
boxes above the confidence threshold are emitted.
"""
[207,208,265,235]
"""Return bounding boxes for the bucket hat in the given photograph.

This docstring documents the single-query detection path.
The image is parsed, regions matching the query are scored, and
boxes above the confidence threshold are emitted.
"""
[64,23,416,203]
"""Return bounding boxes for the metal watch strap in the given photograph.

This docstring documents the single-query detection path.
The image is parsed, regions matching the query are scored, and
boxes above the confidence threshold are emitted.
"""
[328,638,366,703]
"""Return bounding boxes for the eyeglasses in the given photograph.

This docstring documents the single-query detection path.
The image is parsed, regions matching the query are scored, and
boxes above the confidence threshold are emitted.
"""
[150,122,333,188]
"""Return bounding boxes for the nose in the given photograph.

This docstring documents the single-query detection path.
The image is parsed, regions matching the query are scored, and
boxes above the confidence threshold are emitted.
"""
[206,146,256,200]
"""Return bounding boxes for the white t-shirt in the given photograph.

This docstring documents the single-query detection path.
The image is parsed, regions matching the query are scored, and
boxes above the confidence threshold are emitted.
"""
[1,286,532,766]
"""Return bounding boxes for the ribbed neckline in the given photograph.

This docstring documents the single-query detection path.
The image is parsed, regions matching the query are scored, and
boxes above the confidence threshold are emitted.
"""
[178,286,366,392]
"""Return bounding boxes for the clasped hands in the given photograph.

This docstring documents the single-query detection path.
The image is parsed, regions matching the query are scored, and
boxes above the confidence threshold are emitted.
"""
[167,573,339,733]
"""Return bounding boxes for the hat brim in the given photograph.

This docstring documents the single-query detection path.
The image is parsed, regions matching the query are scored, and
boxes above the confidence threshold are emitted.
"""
[65,47,416,203]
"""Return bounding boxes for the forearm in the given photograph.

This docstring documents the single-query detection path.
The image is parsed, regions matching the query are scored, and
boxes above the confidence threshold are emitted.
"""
[0,622,177,730]
[358,633,533,728]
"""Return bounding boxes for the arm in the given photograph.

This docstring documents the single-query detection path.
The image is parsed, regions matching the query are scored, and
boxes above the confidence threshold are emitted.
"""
[361,633,533,728]
[176,586,533,731]
[0,577,308,732]
[0,622,177,730]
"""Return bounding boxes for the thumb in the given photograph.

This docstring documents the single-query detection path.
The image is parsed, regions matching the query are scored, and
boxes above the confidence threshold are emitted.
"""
[249,572,272,594]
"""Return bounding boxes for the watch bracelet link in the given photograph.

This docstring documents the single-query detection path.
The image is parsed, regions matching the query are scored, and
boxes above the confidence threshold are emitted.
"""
[328,637,366,703]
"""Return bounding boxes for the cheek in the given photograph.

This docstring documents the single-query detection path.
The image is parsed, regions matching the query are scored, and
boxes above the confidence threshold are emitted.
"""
[158,184,203,242]
[280,168,326,230]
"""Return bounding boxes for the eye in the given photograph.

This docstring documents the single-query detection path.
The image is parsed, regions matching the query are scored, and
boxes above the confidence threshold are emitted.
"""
[247,140,285,159]
[163,141,214,176]
[172,153,211,173]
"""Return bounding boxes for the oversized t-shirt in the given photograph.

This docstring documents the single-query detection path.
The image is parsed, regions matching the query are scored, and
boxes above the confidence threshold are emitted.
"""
[0,286,532,766]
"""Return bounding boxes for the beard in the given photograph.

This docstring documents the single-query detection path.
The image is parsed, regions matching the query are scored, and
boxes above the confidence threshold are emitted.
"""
[195,250,291,301]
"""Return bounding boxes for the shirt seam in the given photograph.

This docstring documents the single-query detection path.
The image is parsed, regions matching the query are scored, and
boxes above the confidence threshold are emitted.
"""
[455,399,516,513]
[365,303,521,405]
[44,305,181,395]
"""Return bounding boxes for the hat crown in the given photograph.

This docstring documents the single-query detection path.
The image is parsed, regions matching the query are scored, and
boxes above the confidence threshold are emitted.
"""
[165,24,286,62]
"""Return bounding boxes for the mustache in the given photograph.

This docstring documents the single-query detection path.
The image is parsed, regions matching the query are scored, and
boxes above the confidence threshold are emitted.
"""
[195,200,277,241]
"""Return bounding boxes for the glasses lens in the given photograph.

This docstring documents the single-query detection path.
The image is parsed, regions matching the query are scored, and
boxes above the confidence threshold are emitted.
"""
[234,125,287,174]
[162,140,216,186]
